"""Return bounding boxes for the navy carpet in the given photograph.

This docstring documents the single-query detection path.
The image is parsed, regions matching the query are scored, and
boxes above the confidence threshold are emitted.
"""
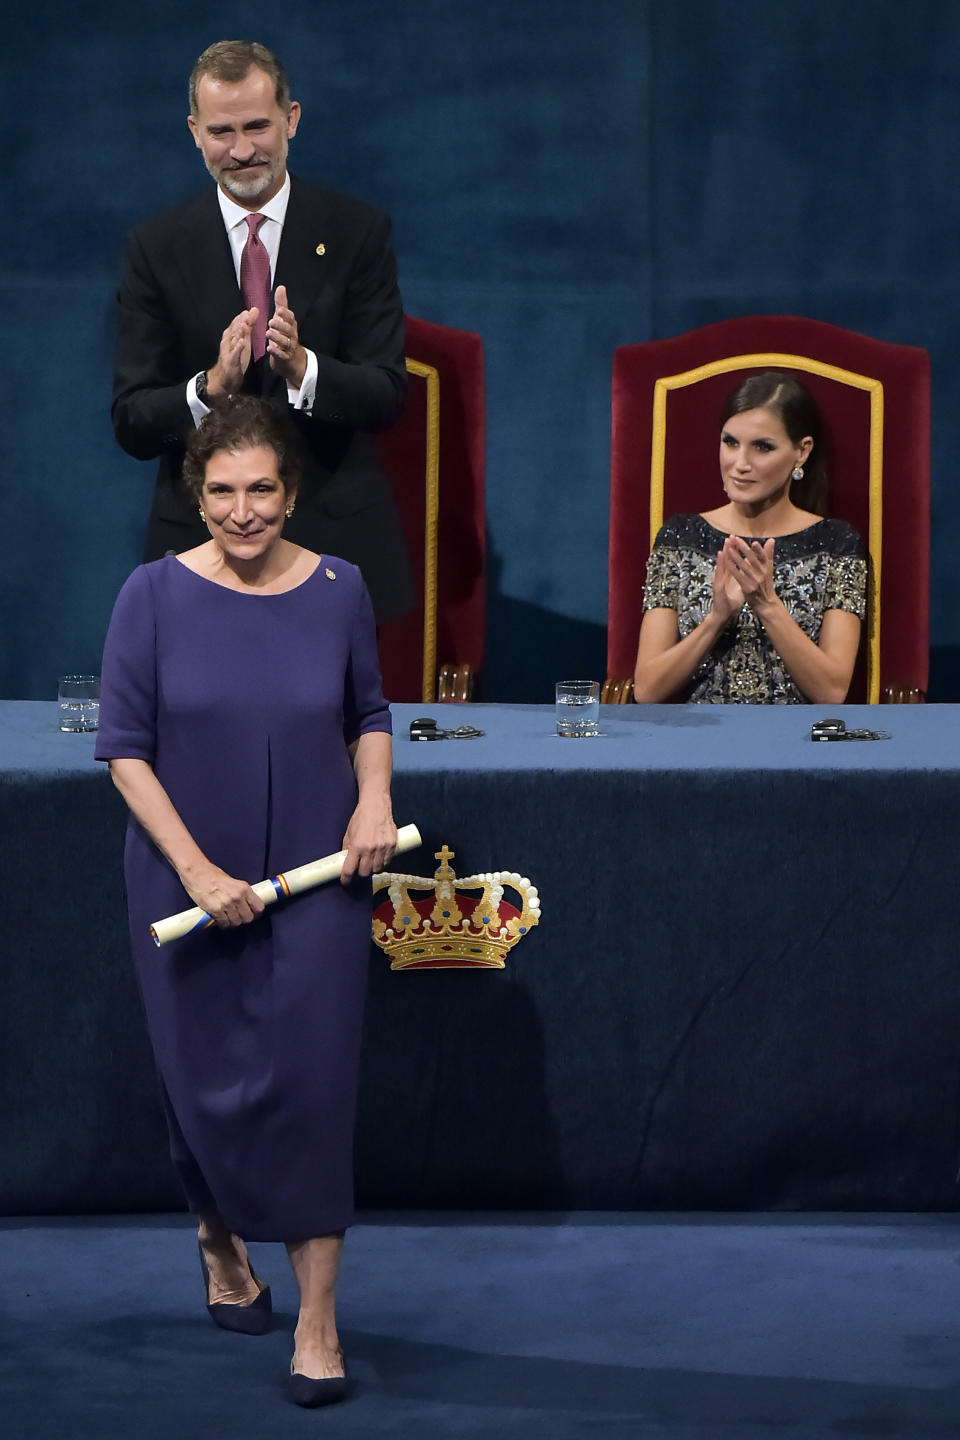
[3,1213,959,1439]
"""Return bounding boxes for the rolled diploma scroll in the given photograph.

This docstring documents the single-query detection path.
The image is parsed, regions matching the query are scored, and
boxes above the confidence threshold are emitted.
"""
[150,823,422,947]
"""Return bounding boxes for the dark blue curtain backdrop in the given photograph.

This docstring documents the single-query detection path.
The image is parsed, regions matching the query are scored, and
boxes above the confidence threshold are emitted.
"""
[3,1,958,700]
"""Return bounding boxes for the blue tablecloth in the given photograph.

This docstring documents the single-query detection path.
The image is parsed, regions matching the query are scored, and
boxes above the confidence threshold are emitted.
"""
[3,700,959,1214]
[390,702,958,773]
[7,700,958,777]
[0,701,101,773]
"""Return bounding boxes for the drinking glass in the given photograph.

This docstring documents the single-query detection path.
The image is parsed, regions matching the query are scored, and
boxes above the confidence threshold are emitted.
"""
[58,675,100,732]
[555,680,600,737]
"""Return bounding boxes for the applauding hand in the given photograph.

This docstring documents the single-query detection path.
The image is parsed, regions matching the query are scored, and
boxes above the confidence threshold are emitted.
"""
[711,542,746,623]
[724,535,777,610]
[267,284,307,386]
[207,308,259,397]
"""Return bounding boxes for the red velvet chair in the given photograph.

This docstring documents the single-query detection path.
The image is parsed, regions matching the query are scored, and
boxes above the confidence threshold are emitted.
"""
[376,316,485,702]
[607,316,930,704]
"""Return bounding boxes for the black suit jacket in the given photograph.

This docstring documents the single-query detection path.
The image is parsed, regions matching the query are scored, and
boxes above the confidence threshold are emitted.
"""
[112,176,413,621]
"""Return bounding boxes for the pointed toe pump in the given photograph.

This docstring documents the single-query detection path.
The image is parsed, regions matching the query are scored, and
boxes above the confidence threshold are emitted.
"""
[198,1241,272,1335]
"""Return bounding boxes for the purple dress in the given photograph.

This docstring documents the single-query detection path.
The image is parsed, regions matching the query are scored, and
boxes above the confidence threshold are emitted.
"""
[95,555,391,1241]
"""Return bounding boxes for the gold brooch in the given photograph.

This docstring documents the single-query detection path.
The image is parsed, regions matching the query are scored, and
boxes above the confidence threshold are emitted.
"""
[325,567,336,580]
[316,243,326,256]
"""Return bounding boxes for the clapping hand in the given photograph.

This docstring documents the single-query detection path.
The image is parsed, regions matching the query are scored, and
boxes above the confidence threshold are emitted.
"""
[207,308,259,397]
[267,284,307,386]
[725,535,777,609]
[711,542,747,623]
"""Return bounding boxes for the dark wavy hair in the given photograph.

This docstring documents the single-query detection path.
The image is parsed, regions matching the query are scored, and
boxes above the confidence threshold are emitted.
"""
[720,371,827,516]
[182,395,300,501]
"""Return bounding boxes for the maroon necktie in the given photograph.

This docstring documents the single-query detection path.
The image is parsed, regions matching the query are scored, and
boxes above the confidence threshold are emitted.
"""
[240,214,271,360]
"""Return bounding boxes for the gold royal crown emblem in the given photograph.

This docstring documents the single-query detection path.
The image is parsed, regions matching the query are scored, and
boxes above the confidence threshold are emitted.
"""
[372,845,541,970]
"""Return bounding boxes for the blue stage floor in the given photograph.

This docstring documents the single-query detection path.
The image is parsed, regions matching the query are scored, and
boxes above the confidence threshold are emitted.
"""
[3,1213,959,1439]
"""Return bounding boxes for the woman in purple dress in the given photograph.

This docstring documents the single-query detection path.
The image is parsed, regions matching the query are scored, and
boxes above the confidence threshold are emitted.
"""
[96,395,396,1407]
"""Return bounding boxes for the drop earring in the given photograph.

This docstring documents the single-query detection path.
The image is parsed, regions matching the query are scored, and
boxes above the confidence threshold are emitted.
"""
[791,465,804,482]
[285,503,295,518]
[198,505,206,523]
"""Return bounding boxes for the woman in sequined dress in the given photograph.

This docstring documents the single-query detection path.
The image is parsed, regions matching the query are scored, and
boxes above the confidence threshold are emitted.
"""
[633,372,866,704]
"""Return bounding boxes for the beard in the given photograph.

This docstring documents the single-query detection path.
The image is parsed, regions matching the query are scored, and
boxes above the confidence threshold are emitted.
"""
[207,142,287,205]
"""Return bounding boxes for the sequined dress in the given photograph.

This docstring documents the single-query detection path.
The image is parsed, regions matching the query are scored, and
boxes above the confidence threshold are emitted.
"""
[642,514,867,704]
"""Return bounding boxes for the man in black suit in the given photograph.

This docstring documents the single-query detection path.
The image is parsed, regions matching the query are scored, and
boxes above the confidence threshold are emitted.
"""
[113,40,412,622]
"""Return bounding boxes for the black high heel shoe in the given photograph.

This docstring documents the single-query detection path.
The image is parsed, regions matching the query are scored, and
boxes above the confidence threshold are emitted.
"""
[288,1352,349,1408]
[198,1240,272,1335]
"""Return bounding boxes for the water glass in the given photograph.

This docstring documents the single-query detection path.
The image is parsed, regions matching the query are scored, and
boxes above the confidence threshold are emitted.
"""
[59,674,100,732]
[555,680,600,738]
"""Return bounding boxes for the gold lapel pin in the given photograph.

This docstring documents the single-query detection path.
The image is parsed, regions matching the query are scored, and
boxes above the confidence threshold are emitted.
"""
[325,567,336,580]
[316,243,326,256]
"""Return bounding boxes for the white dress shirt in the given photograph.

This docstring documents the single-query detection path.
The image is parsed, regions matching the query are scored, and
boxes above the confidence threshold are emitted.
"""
[187,173,318,423]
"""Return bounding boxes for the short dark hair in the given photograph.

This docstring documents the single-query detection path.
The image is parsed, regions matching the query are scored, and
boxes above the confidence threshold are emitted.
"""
[182,395,300,500]
[189,40,291,115]
[720,370,827,515]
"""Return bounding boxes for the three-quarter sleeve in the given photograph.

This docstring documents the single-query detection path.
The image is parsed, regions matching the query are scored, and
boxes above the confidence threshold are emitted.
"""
[642,521,681,611]
[342,574,392,746]
[94,567,158,763]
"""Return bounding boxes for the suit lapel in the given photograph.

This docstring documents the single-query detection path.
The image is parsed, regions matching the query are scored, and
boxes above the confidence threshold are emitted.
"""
[173,190,243,331]
[275,177,331,324]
